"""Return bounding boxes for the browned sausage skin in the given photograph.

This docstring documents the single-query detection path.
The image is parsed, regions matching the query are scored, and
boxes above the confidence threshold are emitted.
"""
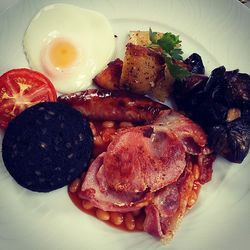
[58,89,168,123]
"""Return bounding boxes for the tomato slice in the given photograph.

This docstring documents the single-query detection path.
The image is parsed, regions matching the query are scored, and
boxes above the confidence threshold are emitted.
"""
[0,68,57,129]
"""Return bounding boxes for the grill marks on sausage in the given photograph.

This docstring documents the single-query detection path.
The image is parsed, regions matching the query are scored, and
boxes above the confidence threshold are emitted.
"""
[58,89,168,123]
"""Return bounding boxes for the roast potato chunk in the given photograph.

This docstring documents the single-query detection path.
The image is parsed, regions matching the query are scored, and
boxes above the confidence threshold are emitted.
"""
[93,31,177,101]
[93,59,123,90]
[128,31,163,46]
[151,66,175,101]
[120,43,165,94]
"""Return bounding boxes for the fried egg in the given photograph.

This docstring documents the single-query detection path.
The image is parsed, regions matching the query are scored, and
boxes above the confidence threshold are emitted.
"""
[23,4,115,93]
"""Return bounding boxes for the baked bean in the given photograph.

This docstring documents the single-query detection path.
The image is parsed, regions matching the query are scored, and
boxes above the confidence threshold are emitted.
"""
[82,200,94,210]
[69,178,80,193]
[193,181,201,191]
[187,190,197,208]
[165,231,174,241]
[96,209,110,221]
[124,213,135,231]
[119,121,133,128]
[101,128,116,142]
[102,121,115,128]
[94,135,104,146]
[110,212,124,225]
[193,164,200,180]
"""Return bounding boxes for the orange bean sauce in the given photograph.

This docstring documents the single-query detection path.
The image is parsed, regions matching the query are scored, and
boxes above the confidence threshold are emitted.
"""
[68,187,145,232]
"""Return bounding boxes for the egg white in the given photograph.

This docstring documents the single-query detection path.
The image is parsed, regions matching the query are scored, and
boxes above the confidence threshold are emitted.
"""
[23,3,115,93]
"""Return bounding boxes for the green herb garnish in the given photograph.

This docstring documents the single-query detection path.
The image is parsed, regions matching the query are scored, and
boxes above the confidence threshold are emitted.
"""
[148,28,191,79]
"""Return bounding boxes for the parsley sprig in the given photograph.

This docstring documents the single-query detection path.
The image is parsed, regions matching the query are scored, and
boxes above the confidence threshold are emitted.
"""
[148,28,191,80]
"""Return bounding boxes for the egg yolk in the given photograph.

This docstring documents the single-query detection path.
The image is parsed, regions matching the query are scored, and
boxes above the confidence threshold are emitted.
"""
[49,39,77,69]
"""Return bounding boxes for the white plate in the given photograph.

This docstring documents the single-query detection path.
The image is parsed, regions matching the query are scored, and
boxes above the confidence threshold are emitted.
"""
[0,0,250,249]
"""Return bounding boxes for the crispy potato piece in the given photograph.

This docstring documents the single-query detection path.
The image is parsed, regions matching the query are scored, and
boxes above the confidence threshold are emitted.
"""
[120,43,165,94]
[93,59,123,90]
[123,31,176,100]
[151,67,175,101]
[93,31,176,101]
[128,31,163,46]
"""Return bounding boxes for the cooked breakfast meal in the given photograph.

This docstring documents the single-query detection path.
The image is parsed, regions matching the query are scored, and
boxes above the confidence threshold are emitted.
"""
[0,2,250,244]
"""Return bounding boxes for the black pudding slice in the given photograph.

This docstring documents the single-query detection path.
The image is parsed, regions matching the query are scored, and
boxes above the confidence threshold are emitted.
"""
[2,102,93,192]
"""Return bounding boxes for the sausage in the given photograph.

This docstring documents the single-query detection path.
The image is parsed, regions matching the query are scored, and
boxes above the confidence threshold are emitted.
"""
[58,89,168,123]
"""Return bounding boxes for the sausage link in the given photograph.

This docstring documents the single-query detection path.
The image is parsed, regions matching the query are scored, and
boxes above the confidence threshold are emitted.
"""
[58,89,168,123]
